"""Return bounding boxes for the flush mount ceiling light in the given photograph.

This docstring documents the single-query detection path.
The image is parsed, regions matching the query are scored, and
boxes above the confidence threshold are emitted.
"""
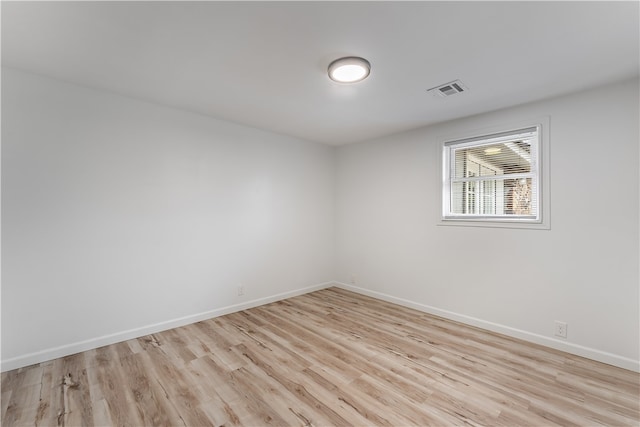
[328,56,371,83]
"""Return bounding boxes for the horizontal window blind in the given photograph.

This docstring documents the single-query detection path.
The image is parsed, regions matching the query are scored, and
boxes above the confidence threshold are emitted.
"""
[443,127,540,220]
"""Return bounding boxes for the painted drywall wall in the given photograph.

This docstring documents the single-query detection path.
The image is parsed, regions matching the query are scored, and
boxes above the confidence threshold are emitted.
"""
[1,68,335,369]
[335,78,640,370]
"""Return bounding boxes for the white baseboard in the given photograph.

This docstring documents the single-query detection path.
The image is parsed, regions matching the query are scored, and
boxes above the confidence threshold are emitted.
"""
[5,281,638,373]
[333,282,640,373]
[1,281,333,372]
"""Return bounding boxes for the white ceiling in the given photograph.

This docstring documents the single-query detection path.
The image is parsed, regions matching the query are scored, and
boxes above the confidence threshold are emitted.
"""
[2,1,638,145]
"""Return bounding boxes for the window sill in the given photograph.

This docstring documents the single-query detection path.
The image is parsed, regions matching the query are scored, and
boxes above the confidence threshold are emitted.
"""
[438,218,550,230]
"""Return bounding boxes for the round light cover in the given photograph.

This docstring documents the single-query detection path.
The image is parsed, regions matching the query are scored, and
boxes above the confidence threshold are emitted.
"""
[328,57,371,83]
[484,147,502,155]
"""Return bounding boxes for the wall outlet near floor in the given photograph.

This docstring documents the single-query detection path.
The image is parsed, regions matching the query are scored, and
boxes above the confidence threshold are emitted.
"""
[554,321,568,338]
[350,275,357,285]
[237,285,245,296]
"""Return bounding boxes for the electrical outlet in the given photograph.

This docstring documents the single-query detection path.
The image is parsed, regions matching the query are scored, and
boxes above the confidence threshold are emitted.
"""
[237,285,245,296]
[350,275,357,285]
[554,321,567,338]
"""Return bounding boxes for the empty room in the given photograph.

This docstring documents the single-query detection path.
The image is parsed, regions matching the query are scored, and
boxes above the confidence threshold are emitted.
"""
[1,1,639,426]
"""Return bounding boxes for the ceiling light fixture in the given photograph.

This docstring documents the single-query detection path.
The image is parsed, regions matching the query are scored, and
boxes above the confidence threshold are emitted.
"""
[328,56,371,83]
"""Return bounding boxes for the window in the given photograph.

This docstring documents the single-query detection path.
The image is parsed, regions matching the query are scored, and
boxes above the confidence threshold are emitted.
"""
[442,125,546,226]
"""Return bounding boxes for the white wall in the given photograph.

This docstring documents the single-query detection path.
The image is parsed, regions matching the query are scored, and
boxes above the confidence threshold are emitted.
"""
[335,78,640,371]
[1,68,335,370]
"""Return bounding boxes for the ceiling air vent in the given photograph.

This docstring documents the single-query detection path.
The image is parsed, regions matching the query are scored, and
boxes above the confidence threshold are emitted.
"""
[427,80,468,98]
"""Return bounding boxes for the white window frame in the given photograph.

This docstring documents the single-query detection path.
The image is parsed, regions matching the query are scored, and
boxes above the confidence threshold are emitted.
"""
[439,118,550,229]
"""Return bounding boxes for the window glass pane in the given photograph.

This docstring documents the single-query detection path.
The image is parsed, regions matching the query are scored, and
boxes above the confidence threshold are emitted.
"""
[451,181,465,214]
[453,140,531,178]
[450,177,534,216]
[504,177,533,215]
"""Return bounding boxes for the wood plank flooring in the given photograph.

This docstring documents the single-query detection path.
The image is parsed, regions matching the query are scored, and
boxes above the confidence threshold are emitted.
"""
[2,287,639,426]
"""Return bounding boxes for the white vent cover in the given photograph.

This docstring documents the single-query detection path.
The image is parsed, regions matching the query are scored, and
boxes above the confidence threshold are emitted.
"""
[427,80,468,98]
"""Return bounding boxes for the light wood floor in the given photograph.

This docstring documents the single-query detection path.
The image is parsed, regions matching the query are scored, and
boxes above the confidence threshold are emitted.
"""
[2,287,639,426]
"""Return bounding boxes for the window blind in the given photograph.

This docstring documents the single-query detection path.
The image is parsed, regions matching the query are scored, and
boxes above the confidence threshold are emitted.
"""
[444,127,540,220]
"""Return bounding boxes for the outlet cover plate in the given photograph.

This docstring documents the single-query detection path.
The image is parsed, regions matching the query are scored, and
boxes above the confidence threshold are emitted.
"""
[554,321,567,338]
